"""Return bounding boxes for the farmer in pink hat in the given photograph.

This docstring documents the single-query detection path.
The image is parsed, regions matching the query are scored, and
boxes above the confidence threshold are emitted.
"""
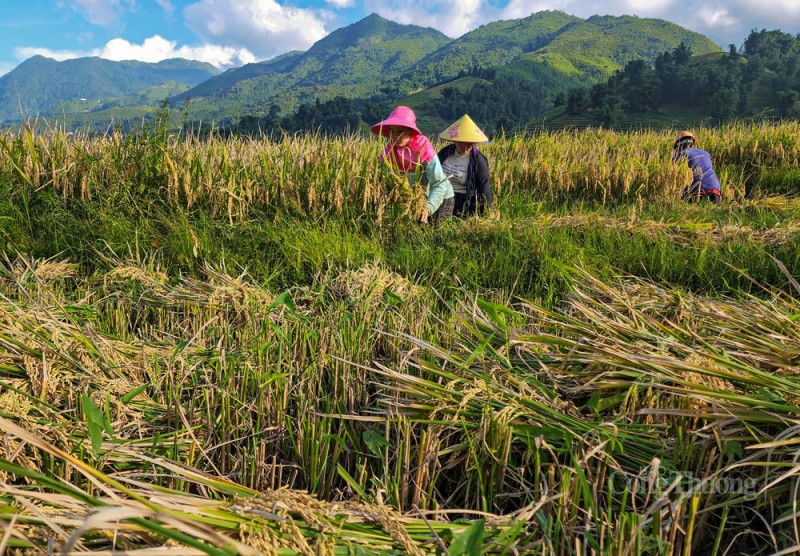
[371,106,454,225]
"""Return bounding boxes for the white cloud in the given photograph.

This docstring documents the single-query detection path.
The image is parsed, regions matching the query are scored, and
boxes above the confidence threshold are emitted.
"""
[326,0,355,7]
[15,35,256,69]
[154,0,175,16]
[697,6,737,29]
[624,0,674,11]
[364,0,484,37]
[183,0,329,60]
[102,36,256,66]
[501,0,681,20]
[14,46,86,62]
[67,0,128,26]
[693,0,800,46]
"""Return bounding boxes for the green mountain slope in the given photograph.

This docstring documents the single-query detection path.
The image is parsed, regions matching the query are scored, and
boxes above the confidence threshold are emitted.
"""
[170,51,304,100]
[60,81,192,115]
[1,12,726,130]
[397,61,586,135]
[178,11,721,124]
[529,15,720,78]
[392,10,581,88]
[173,13,452,120]
[529,29,800,131]
[0,56,220,121]
[400,11,719,86]
[386,13,720,136]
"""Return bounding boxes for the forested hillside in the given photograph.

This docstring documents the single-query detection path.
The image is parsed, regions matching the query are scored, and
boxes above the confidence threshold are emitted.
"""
[549,29,800,128]
[238,28,800,138]
[210,11,719,126]
[224,12,720,137]
[2,11,724,132]
[0,56,219,121]
[170,14,452,121]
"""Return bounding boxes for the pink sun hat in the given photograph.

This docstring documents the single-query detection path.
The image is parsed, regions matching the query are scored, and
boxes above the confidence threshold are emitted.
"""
[370,106,422,137]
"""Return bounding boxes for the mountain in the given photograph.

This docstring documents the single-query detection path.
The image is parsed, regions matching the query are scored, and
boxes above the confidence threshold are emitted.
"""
[172,14,452,120]
[399,12,719,88]
[0,11,724,129]
[390,10,583,88]
[385,12,721,135]
[524,14,720,78]
[0,56,220,121]
[529,28,800,131]
[172,50,305,100]
[173,11,721,123]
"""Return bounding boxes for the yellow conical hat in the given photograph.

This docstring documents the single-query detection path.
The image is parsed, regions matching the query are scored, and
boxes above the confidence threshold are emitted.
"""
[439,114,488,143]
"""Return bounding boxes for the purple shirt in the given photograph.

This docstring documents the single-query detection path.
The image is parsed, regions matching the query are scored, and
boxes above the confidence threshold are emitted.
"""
[675,148,721,193]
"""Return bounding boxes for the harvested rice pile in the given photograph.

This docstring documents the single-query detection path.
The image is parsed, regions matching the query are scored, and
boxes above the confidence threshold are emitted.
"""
[330,262,424,308]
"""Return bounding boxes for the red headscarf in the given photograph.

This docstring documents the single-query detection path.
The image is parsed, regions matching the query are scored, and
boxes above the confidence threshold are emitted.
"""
[380,134,436,173]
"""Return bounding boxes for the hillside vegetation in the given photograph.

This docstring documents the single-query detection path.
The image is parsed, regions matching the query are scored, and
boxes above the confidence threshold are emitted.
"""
[170,14,452,121]
[182,11,720,124]
[538,29,800,129]
[239,28,800,138]
[0,56,219,122]
[0,11,723,132]
[387,10,583,89]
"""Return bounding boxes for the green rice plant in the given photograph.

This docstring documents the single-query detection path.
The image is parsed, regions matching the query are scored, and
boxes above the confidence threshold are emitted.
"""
[0,417,533,555]
[0,255,492,551]
[340,265,800,554]
[2,249,800,553]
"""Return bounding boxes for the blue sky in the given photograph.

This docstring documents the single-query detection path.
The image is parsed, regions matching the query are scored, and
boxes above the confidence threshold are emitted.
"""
[1,0,799,76]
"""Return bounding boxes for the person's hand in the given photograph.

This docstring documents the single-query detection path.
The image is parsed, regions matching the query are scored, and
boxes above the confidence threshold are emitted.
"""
[420,208,429,224]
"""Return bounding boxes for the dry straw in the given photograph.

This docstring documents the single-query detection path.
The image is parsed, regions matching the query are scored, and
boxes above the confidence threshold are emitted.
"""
[330,262,424,308]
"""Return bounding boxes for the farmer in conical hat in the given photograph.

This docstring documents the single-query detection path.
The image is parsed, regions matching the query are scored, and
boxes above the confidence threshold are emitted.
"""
[672,130,721,203]
[371,106,454,225]
[437,115,492,217]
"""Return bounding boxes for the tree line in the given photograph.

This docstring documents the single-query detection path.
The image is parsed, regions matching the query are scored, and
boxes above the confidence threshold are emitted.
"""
[564,29,800,127]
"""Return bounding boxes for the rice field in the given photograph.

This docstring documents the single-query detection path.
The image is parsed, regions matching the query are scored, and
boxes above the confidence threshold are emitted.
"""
[0,119,799,554]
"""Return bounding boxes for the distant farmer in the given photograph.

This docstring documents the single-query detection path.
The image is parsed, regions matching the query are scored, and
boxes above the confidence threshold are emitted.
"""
[437,114,492,217]
[371,106,454,225]
[672,130,721,203]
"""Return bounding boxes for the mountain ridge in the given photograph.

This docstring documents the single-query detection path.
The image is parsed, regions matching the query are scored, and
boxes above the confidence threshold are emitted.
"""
[0,11,724,127]
[174,11,721,122]
[0,55,220,121]
[169,13,452,116]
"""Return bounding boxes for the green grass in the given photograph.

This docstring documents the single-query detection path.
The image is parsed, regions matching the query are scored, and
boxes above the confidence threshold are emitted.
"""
[1,141,798,312]
[3,175,799,305]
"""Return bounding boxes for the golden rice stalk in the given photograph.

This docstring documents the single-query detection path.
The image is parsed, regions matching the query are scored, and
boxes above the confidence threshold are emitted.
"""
[330,262,424,309]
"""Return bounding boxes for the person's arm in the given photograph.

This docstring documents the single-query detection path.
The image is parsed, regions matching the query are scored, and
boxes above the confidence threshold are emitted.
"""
[423,155,452,215]
[474,152,492,215]
[687,154,704,184]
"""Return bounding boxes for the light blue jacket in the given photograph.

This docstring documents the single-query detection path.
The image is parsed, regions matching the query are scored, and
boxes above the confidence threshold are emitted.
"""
[407,155,454,214]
